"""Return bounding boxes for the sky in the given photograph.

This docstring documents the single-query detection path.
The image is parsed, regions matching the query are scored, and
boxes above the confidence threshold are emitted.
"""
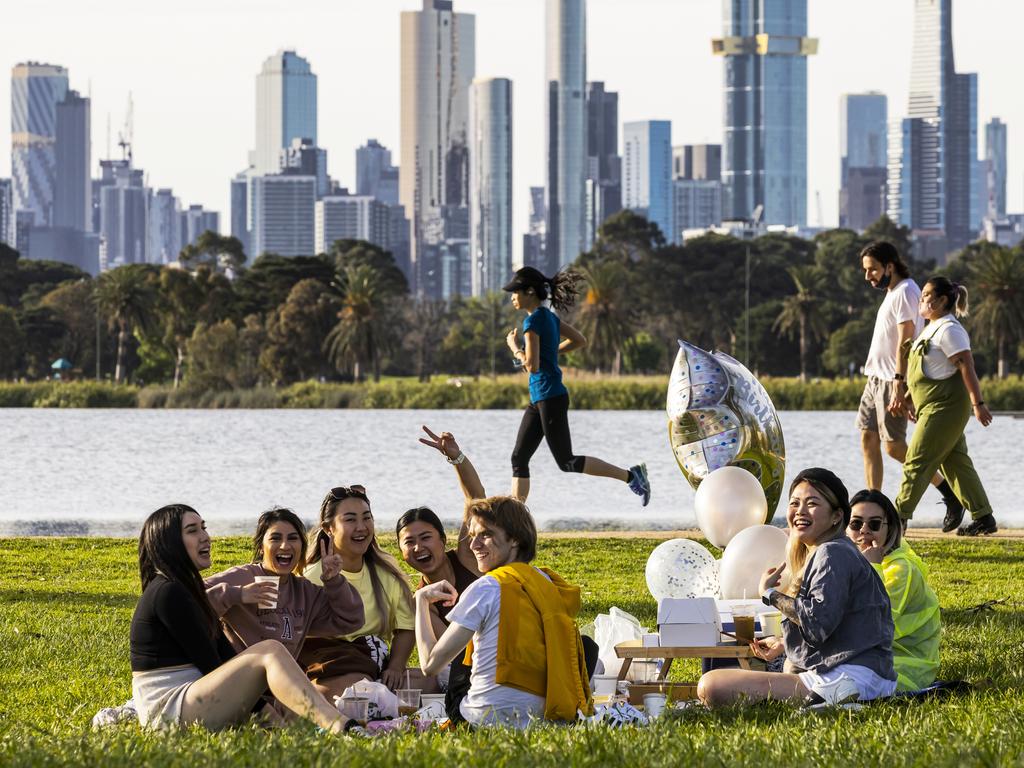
[2,0,1022,261]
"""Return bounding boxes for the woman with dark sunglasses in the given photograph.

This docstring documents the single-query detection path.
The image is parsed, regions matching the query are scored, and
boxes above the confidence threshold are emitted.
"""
[847,489,940,692]
[299,485,417,699]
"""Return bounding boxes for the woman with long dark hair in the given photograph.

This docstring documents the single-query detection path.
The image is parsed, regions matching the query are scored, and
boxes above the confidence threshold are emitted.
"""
[204,507,364,660]
[697,469,896,709]
[300,486,416,698]
[130,504,350,732]
[894,276,996,535]
[847,489,940,691]
[502,266,650,504]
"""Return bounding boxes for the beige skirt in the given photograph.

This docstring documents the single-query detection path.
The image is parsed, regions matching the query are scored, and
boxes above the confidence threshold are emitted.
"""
[132,664,203,730]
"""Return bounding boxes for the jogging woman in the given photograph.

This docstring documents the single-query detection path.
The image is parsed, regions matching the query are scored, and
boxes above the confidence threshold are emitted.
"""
[502,266,650,505]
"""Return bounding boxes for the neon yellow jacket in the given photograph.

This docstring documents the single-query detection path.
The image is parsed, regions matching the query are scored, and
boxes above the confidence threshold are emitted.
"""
[873,543,940,692]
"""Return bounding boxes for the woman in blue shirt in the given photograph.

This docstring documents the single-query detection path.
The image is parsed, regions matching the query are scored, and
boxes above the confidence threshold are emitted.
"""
[502,266,650,505]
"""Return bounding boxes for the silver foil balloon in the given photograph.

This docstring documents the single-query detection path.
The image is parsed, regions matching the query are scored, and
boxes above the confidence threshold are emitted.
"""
[667,340,786,521]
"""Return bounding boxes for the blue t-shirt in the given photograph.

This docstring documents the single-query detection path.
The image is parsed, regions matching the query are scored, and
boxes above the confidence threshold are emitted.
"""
[522,306,568,403]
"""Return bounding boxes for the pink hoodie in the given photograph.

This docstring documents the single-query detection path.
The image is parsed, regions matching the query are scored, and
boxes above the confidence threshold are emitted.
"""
[205,563,364,659]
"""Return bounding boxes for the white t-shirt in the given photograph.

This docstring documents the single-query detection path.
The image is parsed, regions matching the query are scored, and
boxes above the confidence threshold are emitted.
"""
[913,316,971,380]
[447,574,545,728]
[864,279,924,380]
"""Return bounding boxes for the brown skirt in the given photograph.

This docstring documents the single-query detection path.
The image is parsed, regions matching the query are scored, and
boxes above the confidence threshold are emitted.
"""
[299,635,388,683]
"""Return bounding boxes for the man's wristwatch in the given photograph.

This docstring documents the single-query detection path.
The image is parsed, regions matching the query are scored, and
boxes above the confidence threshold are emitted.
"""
[446,451,466,465]
[761,588,777,606]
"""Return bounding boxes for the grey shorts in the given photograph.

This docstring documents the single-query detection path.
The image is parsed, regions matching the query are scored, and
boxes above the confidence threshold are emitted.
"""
[855,377,907,442]
[131,664,202,730]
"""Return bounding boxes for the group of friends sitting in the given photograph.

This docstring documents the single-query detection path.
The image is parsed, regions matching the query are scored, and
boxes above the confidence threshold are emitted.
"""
[129,430,941,733]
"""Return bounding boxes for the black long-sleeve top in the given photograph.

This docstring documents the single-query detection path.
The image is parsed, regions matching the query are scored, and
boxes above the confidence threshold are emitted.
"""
[130,574,235,673]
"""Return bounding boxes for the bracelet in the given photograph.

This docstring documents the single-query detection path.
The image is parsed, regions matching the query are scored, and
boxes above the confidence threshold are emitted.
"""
[446,451,466,465]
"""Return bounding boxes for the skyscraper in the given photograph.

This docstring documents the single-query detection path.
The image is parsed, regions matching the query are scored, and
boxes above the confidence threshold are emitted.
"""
[147,188,180,265]
[356,139,399,205]
[250,174,316,257]
[713,1,817,226]
[584,82,621,250]
[179,205,220,250]
[400,0,476,298]
[673,144,722,182]
[230,171,251,257]
[522,186,546,271]
[985,118,1008,218]
[887,0,977,253]
[0,179,12,246]
[469,77,512,297]
[623,120,673,241]
[98,159,147,268]
[280,137,329,198]
[545,0,587,271]
[252,51,317,176]
[11,62,69,229]
[840,93,887,230]
[54,90,91,232]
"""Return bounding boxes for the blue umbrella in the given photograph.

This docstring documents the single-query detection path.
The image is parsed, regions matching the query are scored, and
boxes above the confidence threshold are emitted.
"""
[51,358,73,371]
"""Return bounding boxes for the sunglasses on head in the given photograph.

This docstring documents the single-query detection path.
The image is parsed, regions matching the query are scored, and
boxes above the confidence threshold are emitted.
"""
[329,484,367,501]
[848,518,884,532]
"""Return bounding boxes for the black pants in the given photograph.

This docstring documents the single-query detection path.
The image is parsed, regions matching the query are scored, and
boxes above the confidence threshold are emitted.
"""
[511,393,585,478]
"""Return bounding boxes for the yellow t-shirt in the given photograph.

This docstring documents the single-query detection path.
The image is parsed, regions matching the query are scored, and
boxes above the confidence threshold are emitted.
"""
[305,558,414,645]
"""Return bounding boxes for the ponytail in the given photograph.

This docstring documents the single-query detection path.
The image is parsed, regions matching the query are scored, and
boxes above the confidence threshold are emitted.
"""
[547,269,582,312]
[926,276,970,318]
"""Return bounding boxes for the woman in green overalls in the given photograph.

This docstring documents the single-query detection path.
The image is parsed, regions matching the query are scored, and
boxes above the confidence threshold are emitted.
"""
[894,277,997,536]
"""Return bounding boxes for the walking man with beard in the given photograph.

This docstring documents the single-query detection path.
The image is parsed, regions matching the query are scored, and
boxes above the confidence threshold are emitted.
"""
[856,241,965,531]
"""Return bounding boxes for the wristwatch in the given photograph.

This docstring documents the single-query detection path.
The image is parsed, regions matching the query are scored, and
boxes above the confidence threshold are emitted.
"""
[761,588,777,606]
[893,373,905,381]
[446,451,466,465]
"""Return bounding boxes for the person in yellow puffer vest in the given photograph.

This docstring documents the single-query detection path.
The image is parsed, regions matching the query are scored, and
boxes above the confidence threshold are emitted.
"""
[847,489,941,692]
[415,495,594,728]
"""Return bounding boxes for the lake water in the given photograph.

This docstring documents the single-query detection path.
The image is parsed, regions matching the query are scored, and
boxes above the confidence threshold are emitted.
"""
[1,408,1020,536]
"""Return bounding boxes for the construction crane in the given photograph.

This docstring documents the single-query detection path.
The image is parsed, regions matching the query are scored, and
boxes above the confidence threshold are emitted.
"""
[117,92,133,165]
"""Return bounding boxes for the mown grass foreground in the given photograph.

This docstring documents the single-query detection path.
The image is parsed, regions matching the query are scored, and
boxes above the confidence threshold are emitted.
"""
[1,535,1023,767]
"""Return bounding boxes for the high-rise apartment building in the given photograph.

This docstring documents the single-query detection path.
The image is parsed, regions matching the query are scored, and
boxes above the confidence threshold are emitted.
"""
[0,179,12,245]
[11,62,69,229]
[522,186,546,271]
[469,77,512,297]
[887,0,977,253]
[839,92,887,230]
[315,195,391,254]
[280,137,329,198]
[230,171,251,257]
[673,144,722,181]
[545,0,587,271]
[98,159,147,268]
[400,0,475,297]
[673,179,724,233]
[54,90,91,232]
[985,118,1008,218]
[147,188,180,265]
[713,1,816,226]
[623,120,673,241]
[250,174,316,257]
[356,139,399,205]
[252,51,317,176]
[584,82,621,250]
[179,205,220,250]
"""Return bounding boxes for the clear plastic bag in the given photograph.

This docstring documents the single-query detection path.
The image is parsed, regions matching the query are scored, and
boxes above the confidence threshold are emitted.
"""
[592,607,647,677]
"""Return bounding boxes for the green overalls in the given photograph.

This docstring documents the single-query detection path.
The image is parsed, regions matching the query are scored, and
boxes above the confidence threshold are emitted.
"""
[894,320,992,521]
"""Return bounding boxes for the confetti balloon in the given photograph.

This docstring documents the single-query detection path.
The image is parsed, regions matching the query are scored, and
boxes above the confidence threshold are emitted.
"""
[645,538,720,602]
[667,340,786,520]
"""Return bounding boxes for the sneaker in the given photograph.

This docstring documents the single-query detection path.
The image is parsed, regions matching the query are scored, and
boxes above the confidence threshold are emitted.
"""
[803,674,861,711]
[628,464,651,507]
[941,496,966,533]
[957,513,998,537]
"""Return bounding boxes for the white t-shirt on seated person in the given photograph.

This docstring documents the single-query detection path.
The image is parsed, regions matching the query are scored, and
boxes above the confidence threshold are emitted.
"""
[864,278,924,380]
[447,574,546,728]
[913,315,971,381]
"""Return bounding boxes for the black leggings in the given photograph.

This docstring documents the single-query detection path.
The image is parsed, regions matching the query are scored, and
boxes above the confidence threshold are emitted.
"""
[511,393,585,478]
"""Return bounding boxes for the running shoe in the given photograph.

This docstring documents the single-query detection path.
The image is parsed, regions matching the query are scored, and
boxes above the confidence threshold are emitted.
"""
[628,463,651,507]
[957,513,998,537]
[802,675,862,712]
[940,496,966,533]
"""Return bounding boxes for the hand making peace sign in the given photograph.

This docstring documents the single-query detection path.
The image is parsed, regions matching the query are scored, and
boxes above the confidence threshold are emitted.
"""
[419,425,461,461]
[319,537,344,582]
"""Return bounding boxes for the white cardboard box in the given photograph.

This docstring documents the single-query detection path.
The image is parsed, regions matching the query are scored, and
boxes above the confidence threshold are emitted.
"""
[657,597,722,647]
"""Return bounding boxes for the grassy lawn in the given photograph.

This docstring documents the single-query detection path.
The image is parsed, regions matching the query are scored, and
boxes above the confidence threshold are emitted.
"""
[1,535,1023,767]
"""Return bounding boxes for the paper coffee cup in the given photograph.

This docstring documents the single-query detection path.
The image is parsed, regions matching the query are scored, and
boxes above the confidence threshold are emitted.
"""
[643,693,668,718]
[253,575,279,609]
[761,610,783,637]
[593,674,618,696]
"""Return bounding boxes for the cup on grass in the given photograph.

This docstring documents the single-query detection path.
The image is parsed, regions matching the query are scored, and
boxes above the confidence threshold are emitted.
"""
[593,674,618,696]
[252,575,279,609]
[341,696,370,724]
[643,693,668,718]
[397,688,421,716]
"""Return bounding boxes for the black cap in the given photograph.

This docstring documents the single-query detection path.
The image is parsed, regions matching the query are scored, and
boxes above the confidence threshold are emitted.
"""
[502,266,547,293]
[791,467,852,526]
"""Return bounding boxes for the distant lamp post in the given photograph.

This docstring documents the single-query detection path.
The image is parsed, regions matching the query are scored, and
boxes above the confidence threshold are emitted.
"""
[744,205,764,368]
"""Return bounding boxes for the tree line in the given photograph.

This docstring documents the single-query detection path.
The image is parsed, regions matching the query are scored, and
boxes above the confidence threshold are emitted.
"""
[1,215,1022,389]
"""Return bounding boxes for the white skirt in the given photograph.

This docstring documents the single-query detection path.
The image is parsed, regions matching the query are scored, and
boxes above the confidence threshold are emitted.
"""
[131,664,203,729]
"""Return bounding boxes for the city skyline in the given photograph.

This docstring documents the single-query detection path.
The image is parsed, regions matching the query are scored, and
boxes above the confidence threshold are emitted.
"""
[2,0,1022,265]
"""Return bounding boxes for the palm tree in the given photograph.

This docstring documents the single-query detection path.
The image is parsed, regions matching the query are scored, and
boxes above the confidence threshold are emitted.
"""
[970,246,1024,378]
[575,262,635,374]
[94,266,157,383]
[158,268,202,388]
[773,265,829,382]
[323,264,392,382]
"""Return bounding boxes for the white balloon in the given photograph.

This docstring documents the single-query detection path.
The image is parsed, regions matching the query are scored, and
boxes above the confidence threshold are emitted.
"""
[694,466,768,548]
[645,538,720,602]
[718,524,791,600]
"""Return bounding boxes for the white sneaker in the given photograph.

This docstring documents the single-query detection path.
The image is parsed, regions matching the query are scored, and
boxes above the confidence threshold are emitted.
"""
[803,674,862,711]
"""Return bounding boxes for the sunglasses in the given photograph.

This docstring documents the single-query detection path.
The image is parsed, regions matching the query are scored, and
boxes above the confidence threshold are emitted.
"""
[848,518,884,532]
[329,484,366,500]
